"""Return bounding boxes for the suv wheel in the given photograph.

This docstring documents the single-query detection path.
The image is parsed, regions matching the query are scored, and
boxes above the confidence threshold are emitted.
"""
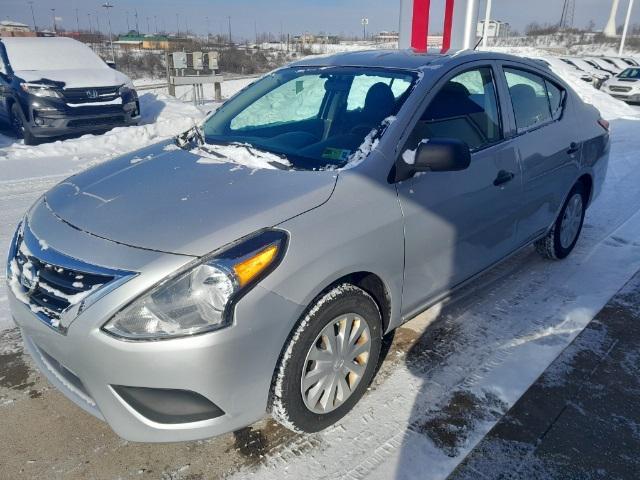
[535,182,587,260]
[11,103,38,146]
[270,284,382,433]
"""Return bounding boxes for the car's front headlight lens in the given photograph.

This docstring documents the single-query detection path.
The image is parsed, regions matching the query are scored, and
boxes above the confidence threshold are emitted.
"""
[102,230,287,341]
[118,81,135,96]
[20,83,63,98]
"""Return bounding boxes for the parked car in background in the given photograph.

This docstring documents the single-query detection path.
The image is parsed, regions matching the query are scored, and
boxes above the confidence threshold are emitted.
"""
[584,57,620,76]
[602,67,640,104]
[558,57,606,88]
[0,37,140,145]
[7,50,609,442]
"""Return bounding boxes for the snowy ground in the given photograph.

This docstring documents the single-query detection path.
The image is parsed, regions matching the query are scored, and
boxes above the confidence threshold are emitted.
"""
[1,48,640,479]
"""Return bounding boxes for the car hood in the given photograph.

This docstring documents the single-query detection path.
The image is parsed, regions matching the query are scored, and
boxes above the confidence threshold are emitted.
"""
[44,141,338,257]
[14,68,131,89]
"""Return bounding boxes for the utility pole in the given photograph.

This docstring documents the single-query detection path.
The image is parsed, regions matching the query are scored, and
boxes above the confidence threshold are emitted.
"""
[154,15,158,34]
[134,9,139,35]
[228,16,232,45]
[176,13,180,36]
[51,8,57,33]
[87,13,92,34]
[481,0,492,48]
[254,20,258,44]
[619,0,635,55]
[27,1,37,32]
[147,16,150,34]
[96,13,101,35]
[125,11,130,32]
[206,16,210,39]
[76,8,80,33]
[102,3,115,62]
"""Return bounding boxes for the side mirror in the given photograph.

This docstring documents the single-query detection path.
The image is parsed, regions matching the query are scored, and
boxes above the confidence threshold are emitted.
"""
[395,138,471,182]
[106,61,117,70]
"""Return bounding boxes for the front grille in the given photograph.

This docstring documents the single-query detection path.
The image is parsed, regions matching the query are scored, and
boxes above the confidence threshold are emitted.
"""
[7,220,129,333]
[67,116,124,128]
[610,85,632,93]
[63,86,121,104]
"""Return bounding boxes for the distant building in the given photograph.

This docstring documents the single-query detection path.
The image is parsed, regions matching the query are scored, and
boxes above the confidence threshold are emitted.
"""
[477,19,510,39]
[114,33,185,50]
[374,31,399,43]
[0,20,36,37]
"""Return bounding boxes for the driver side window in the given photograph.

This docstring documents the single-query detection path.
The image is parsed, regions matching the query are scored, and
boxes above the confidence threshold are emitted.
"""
[404,66,502,154]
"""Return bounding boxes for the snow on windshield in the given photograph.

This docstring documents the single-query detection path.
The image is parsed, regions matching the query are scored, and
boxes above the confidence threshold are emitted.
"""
[194,143,292,171]
[3,38,108,72]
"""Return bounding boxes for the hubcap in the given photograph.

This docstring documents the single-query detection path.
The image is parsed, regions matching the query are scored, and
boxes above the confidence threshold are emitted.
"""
[560,193,583,249]
[301,313,371,414]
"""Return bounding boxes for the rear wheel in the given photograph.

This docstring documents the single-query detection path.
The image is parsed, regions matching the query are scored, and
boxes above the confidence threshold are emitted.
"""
[11,103,38,146]
[535,182,587,260]
[270,284,382,433]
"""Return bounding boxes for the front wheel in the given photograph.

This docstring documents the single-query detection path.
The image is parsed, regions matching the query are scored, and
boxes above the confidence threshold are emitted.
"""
[270,284,382,433]
[535,182,587,260]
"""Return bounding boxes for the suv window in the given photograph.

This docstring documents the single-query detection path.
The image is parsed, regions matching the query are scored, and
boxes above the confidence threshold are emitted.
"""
[505,68,561,132]
[405,67,502,152]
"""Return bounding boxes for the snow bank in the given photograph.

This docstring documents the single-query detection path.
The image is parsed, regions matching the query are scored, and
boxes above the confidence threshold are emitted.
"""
[0,93,204,182]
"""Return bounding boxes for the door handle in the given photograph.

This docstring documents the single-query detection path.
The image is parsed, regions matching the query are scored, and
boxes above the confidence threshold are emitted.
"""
[493,170,515,187]
[567,142,581,155]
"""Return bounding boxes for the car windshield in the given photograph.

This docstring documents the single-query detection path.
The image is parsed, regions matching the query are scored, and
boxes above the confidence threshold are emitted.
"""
[618,68,640,79]
[202,67,417,170]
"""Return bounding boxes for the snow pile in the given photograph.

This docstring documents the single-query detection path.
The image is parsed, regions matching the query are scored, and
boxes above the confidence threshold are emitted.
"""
[0,93,204,182]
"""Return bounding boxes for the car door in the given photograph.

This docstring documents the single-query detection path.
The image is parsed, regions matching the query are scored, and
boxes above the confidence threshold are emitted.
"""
[396,63,522,317]
[499,64,578,245]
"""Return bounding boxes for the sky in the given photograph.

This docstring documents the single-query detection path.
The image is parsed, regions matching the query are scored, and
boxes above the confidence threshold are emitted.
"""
[2,0,639,40]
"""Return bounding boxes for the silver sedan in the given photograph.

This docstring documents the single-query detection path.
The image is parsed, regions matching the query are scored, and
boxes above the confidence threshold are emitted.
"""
[6,49,609,442]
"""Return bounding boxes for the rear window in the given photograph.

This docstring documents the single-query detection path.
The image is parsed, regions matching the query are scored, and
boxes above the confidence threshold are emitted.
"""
[505,68,564,132]
[3,38,108,71]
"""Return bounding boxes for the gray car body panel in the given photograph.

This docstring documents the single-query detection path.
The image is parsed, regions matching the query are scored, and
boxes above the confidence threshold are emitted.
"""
[44,140,338,256]
[7,50,609,442]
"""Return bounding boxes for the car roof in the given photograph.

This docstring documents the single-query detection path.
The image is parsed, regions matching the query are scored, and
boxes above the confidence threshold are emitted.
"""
[289,48,544,72]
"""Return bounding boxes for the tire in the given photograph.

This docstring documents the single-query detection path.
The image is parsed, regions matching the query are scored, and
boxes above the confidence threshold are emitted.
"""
[11,103,38,146]
[270,284,382,433]
[535,182,587,260]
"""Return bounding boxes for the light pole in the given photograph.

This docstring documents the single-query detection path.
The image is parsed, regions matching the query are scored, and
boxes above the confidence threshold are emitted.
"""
[28,1,37,32]
[147,16,151,34]
[228,16,232,45]
[481,0,492,48]
[619,0,635,55]
[154,15,158,34]
[125,11,130,32]
[102,3,115,63]
[51,8,57,33]
[87,13,92,34]
[361,17,369,41]
[75,8,80,33]
[176,13,180,36]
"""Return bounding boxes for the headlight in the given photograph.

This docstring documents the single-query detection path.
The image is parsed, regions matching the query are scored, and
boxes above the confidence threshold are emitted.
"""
[118,81,135,96]
[20,83,63,98]
[102,230,287,341]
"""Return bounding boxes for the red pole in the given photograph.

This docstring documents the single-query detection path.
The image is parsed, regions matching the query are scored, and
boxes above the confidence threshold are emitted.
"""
[441,0,455,53]
[411,0,430,51]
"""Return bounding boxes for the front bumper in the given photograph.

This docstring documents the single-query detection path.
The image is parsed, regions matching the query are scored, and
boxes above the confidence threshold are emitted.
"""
[607,90,640,103]
[7,204,304,442]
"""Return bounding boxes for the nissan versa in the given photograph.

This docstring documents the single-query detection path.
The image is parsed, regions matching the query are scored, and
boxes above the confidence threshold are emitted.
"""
[6,50,609,442]
[0,37,140,145]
